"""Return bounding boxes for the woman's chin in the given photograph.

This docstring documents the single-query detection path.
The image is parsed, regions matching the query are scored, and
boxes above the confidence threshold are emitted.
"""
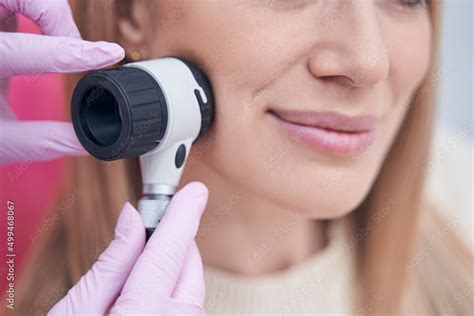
[295,202,360,220]
[283,183,373,220]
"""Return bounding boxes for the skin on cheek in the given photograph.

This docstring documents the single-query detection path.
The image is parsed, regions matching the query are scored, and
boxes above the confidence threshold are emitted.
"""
[386,7,432,105]
[160,1,432,218]
[348,14,432,209]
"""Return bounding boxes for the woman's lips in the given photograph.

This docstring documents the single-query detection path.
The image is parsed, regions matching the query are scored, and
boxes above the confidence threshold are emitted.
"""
[267,109,377,156]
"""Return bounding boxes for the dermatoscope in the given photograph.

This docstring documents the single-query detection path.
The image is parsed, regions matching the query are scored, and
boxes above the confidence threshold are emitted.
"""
[71,57,214,239]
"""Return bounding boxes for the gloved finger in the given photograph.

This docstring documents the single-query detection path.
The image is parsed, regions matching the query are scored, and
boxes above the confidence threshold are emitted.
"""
[113,182,209,309]
[0,121,86,164]
[0,0,81,38]
[0,32,124,78]
[110,296,205,315]
[171,240,206,307]
[111,296,205,315]
[48,203,146,316]
[116,243,206,314]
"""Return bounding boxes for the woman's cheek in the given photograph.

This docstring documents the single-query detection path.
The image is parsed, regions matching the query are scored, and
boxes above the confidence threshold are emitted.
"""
[388,17,432,105]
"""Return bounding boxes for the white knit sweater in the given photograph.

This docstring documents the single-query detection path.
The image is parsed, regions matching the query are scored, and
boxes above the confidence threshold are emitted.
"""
[202,219,355,315]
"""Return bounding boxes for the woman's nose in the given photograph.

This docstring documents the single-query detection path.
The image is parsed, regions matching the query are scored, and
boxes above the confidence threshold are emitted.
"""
[307,1,390,89]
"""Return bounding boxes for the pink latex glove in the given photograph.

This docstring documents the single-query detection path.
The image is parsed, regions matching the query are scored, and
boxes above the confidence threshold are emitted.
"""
[49,182,209,315]
[0,0,125,164]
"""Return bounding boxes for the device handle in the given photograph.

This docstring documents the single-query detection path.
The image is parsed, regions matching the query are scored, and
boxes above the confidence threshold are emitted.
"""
[137,194,173,240]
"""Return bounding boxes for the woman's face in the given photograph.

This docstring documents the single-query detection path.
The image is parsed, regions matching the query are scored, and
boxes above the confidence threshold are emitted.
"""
[149,0,431,218]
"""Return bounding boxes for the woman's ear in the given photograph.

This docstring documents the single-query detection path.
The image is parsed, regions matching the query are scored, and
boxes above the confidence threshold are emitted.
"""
[117,0,154,60]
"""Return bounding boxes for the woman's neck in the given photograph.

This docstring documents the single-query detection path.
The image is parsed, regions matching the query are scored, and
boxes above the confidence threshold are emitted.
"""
[182,162,329,276]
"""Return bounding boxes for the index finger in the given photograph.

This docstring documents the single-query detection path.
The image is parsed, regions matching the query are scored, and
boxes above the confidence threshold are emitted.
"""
[0,0,81,38]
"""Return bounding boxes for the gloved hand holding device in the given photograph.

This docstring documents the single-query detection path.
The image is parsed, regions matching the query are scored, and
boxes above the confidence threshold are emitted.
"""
[49,181,208,316]
[0,0,124,164]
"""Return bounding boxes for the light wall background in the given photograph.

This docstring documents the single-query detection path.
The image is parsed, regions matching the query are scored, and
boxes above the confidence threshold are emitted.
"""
[425,0,473,249]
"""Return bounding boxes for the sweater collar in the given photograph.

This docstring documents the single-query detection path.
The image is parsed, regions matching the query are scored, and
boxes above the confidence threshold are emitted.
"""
[203,218,356,314]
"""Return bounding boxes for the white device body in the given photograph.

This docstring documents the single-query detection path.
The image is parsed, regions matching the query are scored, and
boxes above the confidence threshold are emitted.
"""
[125,58,208,228]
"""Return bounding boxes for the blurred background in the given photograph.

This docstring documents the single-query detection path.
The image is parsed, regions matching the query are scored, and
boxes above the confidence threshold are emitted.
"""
[0,0,472,292]
[423,0,473,249]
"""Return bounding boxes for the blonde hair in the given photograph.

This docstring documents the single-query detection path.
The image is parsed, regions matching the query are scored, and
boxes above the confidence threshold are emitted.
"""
[9,1,473,315]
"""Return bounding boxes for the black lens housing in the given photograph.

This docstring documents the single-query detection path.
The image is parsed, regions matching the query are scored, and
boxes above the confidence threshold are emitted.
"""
[71,58,214,161]
[71,67,168,160]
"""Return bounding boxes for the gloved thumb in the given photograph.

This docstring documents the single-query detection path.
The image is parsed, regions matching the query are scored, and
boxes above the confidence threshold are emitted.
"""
[48,202,146,316]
